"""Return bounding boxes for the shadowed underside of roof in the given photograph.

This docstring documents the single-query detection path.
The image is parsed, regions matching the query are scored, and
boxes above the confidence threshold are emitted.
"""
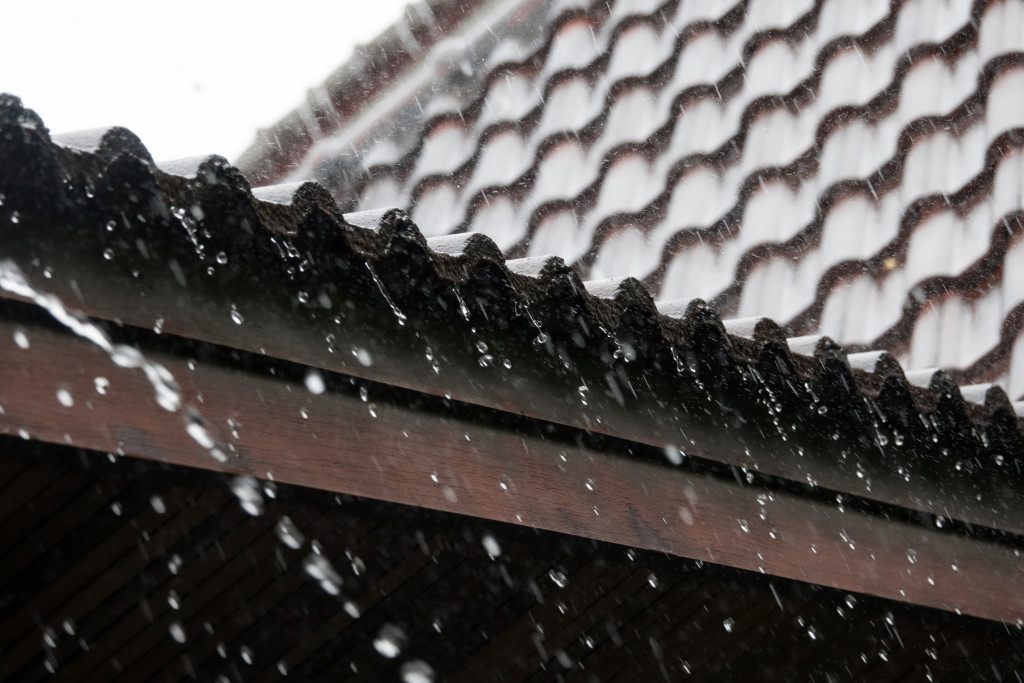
[3,438,1022,682]
[246,0,1024,401]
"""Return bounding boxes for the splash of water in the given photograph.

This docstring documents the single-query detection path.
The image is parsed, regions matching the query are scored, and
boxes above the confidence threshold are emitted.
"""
[0,260,181,412]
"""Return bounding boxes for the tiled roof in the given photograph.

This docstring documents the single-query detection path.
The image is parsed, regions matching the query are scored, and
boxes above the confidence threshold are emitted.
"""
[242,0,1024,400]
[3,93,1024,539]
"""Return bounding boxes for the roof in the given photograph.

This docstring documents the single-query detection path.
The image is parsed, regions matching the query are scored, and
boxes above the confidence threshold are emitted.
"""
[6,0,1024,676]
[3,87,1024,607]
[240,0,1024,400]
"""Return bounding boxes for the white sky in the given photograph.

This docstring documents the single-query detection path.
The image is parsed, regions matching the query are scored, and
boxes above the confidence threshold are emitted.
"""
[0,1,412,163]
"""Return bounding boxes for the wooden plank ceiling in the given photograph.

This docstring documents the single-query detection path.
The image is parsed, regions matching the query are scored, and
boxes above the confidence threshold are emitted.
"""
[2,438,1021,682]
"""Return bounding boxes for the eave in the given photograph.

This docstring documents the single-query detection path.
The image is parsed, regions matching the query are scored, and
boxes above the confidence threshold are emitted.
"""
[3,96,1024,627]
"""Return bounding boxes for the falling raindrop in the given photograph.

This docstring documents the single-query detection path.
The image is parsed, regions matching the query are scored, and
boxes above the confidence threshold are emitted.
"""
[304,370,325,395]
[56,388,74,407]
[723,618,735,633]
[167,590,180,610]
[353,347,373,366]
[401,660,435,683]
[150,495,166,514]
[230,304,244,325]
[169,621,186,643]
[482,533,502,559]
[94,377,110,394]
[664,444,683,465]
[276,516,305,549]
[303,553,343,595]
[167,554,183,575]
[373,623,407,658]
[13,329,29,348]
[230,476,264,516]
[240,645,254,665]
[549,569,568,588]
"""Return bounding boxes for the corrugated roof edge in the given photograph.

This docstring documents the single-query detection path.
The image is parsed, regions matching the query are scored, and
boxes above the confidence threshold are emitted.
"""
[233,0,507,186]
[3,93,1024,536]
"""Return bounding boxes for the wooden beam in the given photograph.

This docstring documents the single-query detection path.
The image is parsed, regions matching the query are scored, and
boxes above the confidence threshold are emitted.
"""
[2,316,1023,624]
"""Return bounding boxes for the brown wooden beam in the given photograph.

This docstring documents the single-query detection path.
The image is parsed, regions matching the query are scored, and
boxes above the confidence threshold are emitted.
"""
[2,316,1024,624]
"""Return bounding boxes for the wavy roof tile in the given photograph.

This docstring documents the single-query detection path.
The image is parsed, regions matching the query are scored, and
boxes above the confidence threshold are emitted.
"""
[239,0,1024,403]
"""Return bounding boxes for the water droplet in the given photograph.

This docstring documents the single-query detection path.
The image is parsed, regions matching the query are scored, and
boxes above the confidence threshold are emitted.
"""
[167,590,180,610]
[56,388,74,407]
[906,549,918,565]
[105,220,116,231]
[344,601,360,618]
[482,533,502,559]
[305,370,325,395]
[366,262,406,325]
[102,248,114,261]
[353,347,373,366]
[738,519,749,533]
[723,618,735,632]
[401,660,435,683]
[240,645,253,665]
[62,619,76,636]
[230,475,264,516]
[215,251,228,265]
[647,573,659,588]
[13,329,29,348]
[230,305,244,325]
[167,553,183,575]
[807,625,819,640]
[303,553,343,595]
[9,211,19,224]
[169,621,186,643]
[110,501,123,516]
[277,660,288,675]
[150,495,166,514]
[664,444,683,465]
[373,623,407,658]
[584,478,595,491]
[94,376,110,394]
[276,516,305,549]
[548,569,567,588]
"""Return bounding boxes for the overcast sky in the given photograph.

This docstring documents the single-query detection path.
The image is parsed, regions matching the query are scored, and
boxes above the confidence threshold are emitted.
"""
[1,1,411,163]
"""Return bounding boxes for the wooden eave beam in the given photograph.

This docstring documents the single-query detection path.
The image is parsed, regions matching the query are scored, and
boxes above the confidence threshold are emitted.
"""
[2,310,1023,625]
